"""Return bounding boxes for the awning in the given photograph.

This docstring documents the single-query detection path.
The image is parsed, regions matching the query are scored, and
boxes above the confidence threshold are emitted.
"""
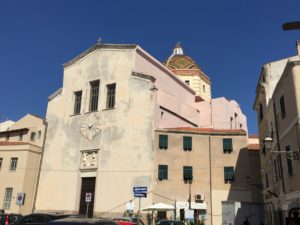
[176,202,207,210]
[141,203,175,211]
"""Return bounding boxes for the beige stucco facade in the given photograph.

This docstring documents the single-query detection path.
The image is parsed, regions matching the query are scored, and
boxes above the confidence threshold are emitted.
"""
[153,129,263,225]
[0,114,46,214]
[254,42,300,224]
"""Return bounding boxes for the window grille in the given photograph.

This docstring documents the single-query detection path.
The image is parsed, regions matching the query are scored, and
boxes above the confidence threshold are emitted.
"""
[3,188,13,209]
[74,91,82,114]
[106,83,116,109]
[89,80,100,112]
[10,158,18,171]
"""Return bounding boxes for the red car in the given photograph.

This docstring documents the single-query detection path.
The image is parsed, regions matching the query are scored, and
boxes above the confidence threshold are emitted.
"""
[114,221,136,225]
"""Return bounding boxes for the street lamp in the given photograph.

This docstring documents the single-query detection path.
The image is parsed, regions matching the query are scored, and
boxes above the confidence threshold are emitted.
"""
[263,136,273,151]
[283,22,300,31]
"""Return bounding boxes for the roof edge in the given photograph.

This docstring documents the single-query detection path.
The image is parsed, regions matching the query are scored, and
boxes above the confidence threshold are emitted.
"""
[63,43,137,68]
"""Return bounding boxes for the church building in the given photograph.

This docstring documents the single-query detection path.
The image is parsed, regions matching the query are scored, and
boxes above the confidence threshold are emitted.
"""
[28,42,263,225]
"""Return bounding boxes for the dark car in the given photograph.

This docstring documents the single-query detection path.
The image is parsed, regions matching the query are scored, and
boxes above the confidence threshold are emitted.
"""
[46,218,119,225]
[156,220,184,225]
[0,214,23,225]
[14,213,73,225]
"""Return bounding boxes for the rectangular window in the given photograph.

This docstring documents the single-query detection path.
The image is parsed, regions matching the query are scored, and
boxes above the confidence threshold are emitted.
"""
[280,95,286,119]
[73,91,82,115]
[10,158,18,171]
[3,188,13,209]
[158,165,168,181]
[265,172,269,188]
[30,132,36,141]
[106,83,116,109]
[286,145,293,176]
[224,166,234,181]
[183,136,192,151]
[159,135,168,149]
[261,144,266,156]
[223,138,233,153]
[0,158,2,170]
[37,130,42,139]
[259,104,263,121]
[89,80,100,112]
[183,166,193,181]
[18,131,23,141]
[185,80,190,86]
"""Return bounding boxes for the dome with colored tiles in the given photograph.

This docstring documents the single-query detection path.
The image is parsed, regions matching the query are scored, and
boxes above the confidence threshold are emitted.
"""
[165,43,201,70]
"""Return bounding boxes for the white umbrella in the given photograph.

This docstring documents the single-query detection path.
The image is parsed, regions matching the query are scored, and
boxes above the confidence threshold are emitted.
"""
[141,202,175,211]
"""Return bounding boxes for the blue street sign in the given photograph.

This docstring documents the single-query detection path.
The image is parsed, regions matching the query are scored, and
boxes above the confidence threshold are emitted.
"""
[134,192,147,198]
[133,186,147,193]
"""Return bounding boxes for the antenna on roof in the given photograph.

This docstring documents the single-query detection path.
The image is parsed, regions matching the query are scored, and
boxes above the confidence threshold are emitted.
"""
[97,37,103,44]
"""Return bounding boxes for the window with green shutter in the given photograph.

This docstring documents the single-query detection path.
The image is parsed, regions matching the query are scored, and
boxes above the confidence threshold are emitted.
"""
[183,166,193,181]
[183,136,192,151]
[158,165,168,180]
[223,138,233,153]
[159,135,168,149]
[224,166,234,181]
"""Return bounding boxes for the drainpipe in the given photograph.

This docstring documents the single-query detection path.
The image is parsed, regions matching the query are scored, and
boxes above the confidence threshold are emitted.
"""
[209,134,213,225]
[32,120,48,212]
[209,101,213,225]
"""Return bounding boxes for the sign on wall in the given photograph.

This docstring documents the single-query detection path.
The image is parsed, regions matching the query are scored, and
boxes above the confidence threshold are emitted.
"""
[16,193,25,206]
[85,193,92,203]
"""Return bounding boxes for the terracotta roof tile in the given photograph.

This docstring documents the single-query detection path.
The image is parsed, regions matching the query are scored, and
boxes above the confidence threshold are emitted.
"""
[0,141,31,146]
[160,127,247,135]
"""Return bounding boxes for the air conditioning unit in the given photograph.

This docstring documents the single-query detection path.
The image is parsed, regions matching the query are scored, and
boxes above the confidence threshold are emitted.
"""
[195,194,203,203]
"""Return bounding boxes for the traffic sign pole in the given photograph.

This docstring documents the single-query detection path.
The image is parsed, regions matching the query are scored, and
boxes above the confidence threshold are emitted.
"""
[86,202,89,218]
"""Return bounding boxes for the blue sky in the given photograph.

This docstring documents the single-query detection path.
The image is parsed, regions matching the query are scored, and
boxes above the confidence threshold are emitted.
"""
[1,0,300,134]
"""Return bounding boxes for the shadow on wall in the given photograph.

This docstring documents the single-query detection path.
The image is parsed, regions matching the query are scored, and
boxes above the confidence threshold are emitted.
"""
[222,147,265,225]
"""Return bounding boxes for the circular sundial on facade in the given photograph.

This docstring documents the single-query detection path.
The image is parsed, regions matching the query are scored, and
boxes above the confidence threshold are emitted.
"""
[80,115,101,140]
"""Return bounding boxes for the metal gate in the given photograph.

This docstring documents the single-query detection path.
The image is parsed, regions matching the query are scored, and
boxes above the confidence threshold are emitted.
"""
[79,177,96,217]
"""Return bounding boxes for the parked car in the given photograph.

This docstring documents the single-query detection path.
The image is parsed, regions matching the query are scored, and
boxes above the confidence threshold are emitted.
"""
[156,220,184,225]
[14,213,73,225]
[113,217,144,225]
[0,214,23,225]
[46,218,119,225]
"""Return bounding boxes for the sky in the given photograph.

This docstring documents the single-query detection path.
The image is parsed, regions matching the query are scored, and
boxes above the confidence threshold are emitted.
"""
[1,0,300,134]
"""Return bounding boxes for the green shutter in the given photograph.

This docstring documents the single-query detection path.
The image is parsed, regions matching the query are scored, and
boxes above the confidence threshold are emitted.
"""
[223,139,232,153]
[159,135,168,149]
[224,167,234,181]
[183,136,192,151]
[158,165,168,180]
[183,166,193,180]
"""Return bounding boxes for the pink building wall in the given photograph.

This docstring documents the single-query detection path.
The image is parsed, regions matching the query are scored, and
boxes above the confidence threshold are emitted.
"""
[133,47,248,132]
